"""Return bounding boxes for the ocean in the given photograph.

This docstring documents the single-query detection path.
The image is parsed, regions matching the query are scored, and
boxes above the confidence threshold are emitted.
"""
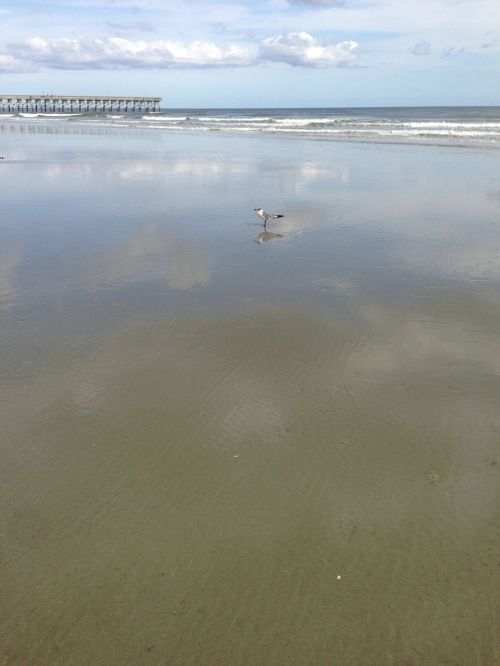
[2,105,500,146]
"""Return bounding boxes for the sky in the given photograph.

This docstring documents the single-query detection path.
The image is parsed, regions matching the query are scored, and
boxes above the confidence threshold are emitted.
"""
[0,0,499,107]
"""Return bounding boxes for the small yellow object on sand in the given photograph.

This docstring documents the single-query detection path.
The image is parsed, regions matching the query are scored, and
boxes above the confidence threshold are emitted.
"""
[336,575,342,580]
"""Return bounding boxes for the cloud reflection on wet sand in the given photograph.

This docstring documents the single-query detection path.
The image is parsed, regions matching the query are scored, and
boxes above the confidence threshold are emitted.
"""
[87,222,213,291]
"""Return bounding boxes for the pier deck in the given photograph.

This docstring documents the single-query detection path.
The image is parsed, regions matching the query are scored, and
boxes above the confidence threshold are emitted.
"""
[0,95,161,113]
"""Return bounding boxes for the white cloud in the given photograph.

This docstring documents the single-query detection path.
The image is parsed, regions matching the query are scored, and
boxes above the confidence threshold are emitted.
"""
[410,40,431,55]
[4,32,361,70]
[8,36,253,69]
[442,45,466,56]
[259,32,358,67]
[0,53,33,73]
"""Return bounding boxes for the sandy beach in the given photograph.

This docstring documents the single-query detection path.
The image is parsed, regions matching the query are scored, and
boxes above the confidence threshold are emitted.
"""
[0,121,499,665]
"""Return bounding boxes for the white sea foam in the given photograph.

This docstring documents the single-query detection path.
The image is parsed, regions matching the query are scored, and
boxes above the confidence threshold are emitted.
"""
[3,108,500,145]
[19,112,83,117]
[142,115,188,121]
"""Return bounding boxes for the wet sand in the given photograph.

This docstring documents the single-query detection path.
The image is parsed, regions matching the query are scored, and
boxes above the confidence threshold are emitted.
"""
[0,124,499,665]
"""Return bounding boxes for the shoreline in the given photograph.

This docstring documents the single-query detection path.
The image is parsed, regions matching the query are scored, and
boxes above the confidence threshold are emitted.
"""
[1,105,500,149]
[2,115,500,151]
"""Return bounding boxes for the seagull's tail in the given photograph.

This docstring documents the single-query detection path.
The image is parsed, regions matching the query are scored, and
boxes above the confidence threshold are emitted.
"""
[276,214,284,218]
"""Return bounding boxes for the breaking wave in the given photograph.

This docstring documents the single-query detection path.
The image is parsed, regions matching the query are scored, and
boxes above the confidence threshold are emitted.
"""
[2,107,500,146]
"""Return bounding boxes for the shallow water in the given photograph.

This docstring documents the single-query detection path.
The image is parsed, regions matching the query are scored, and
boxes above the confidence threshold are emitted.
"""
[0,124,499,665]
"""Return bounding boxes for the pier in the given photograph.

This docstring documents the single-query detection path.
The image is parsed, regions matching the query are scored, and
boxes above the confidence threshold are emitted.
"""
[0,95,162,113]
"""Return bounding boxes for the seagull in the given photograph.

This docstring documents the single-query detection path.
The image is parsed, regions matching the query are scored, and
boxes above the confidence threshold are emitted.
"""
[254,207,284,225]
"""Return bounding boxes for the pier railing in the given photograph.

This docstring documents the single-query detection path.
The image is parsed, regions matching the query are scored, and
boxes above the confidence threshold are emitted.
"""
[0,95,161,113]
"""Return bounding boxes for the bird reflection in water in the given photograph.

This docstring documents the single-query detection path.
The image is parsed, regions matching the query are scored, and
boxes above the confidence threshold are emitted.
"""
[255,230,284,245]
